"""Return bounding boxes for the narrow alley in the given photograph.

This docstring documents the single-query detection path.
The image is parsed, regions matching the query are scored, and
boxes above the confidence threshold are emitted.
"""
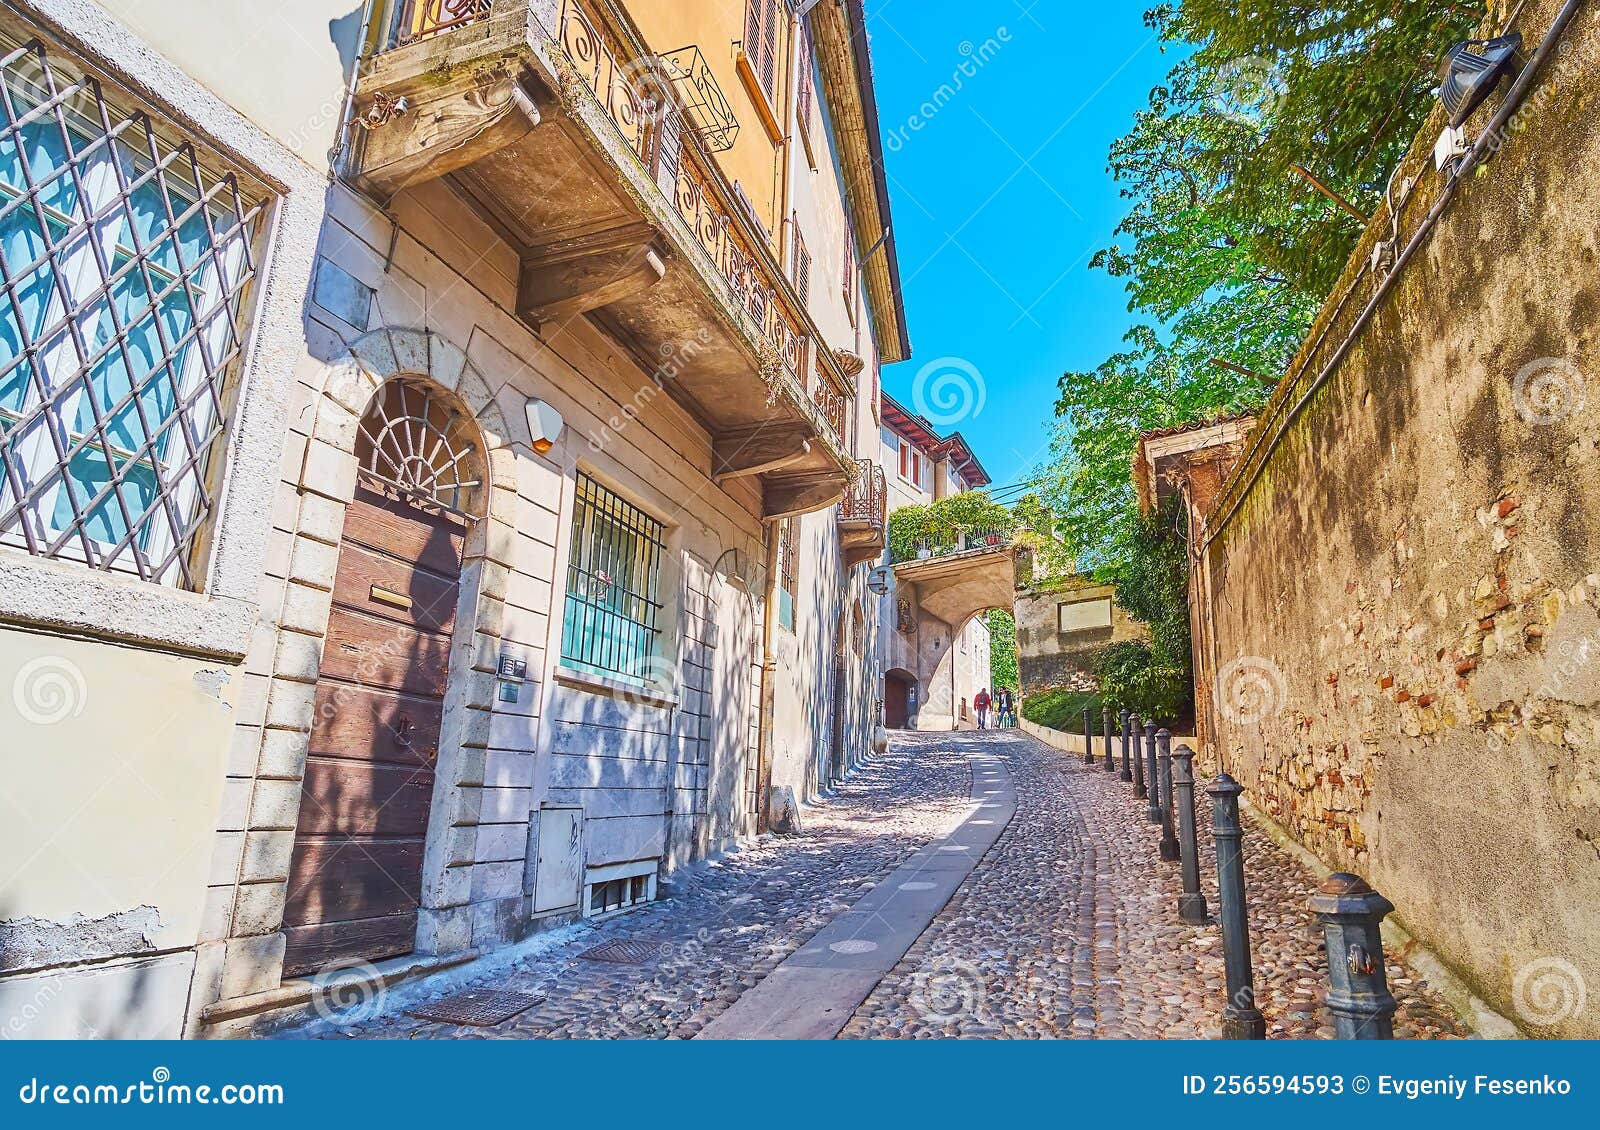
[295,732,1468,1041]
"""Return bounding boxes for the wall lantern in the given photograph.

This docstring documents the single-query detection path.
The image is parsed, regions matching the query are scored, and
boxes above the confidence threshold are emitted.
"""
[867,565,892,596]
[525,398,564,455]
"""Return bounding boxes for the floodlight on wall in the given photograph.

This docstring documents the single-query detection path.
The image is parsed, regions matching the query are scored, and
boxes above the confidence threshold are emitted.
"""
[1438,34,1522,128]
[525,398,564,455]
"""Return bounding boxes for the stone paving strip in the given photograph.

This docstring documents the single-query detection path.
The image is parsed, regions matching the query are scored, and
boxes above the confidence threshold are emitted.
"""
[695,744,1015,1038]
[840,730,1473,1040]
[296,737,974,1040]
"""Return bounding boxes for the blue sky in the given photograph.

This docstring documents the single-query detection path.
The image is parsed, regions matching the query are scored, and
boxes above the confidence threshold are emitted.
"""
[866,0,1177,495]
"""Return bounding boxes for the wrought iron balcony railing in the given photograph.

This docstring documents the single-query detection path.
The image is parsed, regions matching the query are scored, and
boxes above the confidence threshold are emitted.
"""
[840,459,886,528]
[814,382,850,447]
[891,527,1013,565]
[391,0,491,45]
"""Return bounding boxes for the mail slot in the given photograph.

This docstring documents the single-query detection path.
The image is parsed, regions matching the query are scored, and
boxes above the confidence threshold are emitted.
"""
[369,585,413,611]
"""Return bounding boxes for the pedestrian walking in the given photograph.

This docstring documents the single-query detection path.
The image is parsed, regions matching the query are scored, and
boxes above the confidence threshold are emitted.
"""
[996,688,1016,728]
[974,687,991,730]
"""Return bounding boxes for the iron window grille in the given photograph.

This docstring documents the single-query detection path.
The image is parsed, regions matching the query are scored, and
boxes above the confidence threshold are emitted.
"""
[0,37,265,590]
[587,874,650,916]
[561,472,666,682]
[355,377,484,518]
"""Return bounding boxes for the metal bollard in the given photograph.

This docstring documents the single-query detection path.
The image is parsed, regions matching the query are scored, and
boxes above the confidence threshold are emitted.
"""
[1102,707,1116,772]
[1082,707,1094,765]
[1157,729,1180,862]
[1131,713,1147,799]
[1310,874,1398,1039]
[1144,722,1161,822]
[1119,709,1133,782]
[1209,773,1266,1040]
[1171,744,1207,923]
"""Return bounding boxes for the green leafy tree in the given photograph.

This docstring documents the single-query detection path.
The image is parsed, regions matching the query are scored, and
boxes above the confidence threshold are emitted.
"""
[1049,1,1479,568]
[1009,491,1076,579]
[988,609,1018,692]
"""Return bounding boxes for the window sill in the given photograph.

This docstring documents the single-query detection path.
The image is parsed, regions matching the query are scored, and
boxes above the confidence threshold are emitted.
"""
[0,549,255,660]
[734,51,785,146]
[554,664,679,708]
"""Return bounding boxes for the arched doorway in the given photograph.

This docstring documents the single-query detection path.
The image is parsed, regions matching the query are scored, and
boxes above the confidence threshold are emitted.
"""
[884,668,916,730]
[282,378,485,976]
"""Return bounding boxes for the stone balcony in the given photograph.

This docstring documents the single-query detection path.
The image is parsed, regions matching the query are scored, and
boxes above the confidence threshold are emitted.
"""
[348,0,858,517]
[892,529,1020,627]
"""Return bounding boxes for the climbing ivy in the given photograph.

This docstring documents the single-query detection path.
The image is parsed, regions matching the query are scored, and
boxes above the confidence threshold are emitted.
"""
[1094,499,1194,722]
[887,491,1014,562]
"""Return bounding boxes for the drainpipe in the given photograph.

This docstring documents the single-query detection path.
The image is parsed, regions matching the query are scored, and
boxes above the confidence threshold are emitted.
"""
[328,0,382,176]
[755,518,780,834]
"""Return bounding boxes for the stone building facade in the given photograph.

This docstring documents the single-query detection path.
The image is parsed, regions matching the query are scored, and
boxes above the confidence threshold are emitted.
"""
[1191,0,1598,1038]
[1014,574,1146,695]
[0,0,907,1037]
[872,393,1001,730]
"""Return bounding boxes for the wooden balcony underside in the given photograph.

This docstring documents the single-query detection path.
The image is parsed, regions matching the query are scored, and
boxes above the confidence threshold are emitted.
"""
[347,1,852,517]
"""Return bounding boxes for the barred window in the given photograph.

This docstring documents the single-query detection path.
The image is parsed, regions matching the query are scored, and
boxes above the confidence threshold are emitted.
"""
[0,38,264,588]
[561,473,666,682]
[776,517,796,633]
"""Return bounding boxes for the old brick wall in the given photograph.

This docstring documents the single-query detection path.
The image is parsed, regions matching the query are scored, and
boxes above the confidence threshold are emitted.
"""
[1199,0,1599,1037]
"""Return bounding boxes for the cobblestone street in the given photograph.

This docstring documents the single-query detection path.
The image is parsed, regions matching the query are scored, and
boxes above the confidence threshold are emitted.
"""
[301,731,1470,1041]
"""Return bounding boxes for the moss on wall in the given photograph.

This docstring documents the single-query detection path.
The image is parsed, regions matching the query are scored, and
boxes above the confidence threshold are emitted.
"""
[1198,0,1600,1038]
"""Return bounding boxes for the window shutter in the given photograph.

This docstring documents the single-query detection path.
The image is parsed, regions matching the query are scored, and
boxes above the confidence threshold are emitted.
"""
[791,219,811,306]
[762,0,779,98]
[746,0,782,104]
[797,23,814,128]
[842,229,855,305]
[745,0,763,69]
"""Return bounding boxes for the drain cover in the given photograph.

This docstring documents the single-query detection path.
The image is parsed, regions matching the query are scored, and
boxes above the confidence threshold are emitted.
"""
[578,938,665,964]
[407,988,542,1026]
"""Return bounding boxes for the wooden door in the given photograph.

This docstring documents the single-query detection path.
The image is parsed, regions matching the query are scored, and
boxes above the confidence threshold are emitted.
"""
[282,480,466,976]
[884,672,910,729]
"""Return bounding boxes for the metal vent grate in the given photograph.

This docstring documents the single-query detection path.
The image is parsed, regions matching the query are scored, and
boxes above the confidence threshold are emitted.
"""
[406,988,542,1027]
[578,938,664,964]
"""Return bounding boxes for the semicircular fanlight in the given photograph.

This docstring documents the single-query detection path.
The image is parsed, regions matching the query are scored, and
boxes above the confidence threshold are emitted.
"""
[354,378,484,518]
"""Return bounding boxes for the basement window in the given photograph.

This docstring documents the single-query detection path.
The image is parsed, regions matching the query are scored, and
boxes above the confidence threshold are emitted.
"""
[584,861,658,918]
